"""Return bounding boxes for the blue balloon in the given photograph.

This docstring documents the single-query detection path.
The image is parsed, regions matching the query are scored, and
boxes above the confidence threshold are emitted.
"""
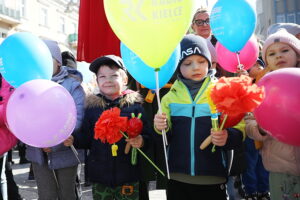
[0,32,53,87]
[121,43,180,90]
[210,0,256,52]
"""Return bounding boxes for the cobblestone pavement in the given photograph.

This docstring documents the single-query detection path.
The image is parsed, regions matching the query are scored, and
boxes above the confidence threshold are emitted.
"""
[11,150,93,200]
[11,150,166,200]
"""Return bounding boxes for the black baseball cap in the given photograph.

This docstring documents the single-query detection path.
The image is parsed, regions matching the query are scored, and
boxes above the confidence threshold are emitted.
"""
[89,55,126,74]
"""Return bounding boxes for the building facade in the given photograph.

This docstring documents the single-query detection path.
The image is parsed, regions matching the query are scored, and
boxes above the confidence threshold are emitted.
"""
[0,0,79,53]
[256,0,300,39]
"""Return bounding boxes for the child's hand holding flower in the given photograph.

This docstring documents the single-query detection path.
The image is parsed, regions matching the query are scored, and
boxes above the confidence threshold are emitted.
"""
[211,129,228,147]
[126,135,144,148]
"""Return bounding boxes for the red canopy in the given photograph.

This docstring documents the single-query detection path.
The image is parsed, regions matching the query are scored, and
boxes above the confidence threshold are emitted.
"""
[77,0,120,63]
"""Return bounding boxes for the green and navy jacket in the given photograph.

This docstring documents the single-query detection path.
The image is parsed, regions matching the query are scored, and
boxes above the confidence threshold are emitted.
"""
[159,76,243,178]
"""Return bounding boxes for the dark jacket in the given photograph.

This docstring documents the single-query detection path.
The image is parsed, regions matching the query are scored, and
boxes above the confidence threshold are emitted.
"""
[159,77,243,178]
[74,91,151,187]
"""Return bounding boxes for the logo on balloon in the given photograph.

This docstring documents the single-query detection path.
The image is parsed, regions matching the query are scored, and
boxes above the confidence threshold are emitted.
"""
[104,0,194,68]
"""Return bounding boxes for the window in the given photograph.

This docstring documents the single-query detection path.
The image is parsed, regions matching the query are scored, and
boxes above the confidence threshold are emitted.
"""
[1,32,7,38]
[275,0,284,14]
[20,0,26,17]
[287,13,296,23]
[71,22,77,33]
[39,7,48,26]
[59,17,65,33]
[276,14,285,22]
[286,0,295,12]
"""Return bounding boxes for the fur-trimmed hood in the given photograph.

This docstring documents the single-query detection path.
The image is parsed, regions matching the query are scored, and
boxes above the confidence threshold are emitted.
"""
[85,90,143,109]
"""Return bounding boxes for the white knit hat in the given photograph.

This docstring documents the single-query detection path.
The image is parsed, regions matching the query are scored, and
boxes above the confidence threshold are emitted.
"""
[262,29,300,64]
[267,23,300,36]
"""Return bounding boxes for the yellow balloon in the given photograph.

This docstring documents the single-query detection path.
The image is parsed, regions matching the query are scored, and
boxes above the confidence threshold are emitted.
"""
[104,0,195,69]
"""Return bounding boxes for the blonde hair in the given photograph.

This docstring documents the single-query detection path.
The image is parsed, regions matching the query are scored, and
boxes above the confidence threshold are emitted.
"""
[192,8,209,22]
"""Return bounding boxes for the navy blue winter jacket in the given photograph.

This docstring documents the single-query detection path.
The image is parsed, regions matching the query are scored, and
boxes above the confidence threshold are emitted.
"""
[74,91,151,187]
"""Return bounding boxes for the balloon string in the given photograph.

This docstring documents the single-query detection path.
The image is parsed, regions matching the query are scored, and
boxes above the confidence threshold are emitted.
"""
[70,145,81,163]
[236,52,243,70]
[155,70,168,146]
[155,70,170,179]
[1,153,7,199]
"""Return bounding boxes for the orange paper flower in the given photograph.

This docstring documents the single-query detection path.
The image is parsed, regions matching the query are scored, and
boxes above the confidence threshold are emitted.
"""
[94,107,128,144]
[210,75,265,116]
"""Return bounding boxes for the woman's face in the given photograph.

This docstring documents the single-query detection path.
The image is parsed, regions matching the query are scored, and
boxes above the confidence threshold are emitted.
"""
[192,12,211,39]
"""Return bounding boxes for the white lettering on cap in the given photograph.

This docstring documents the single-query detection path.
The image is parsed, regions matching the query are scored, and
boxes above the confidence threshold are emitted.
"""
[180,47,202,60]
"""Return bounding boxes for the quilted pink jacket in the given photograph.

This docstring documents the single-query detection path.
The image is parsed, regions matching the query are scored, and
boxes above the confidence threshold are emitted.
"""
[245,113,300,176]
[0,76,17,156]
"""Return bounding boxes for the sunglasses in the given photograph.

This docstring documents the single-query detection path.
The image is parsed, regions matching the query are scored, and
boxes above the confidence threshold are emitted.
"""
[194,18,210,26]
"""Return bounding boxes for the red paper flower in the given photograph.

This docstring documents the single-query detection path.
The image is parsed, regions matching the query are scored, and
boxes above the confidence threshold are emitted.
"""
[210,75,264,116]
[127,113,143,138]
[94,107,128,144]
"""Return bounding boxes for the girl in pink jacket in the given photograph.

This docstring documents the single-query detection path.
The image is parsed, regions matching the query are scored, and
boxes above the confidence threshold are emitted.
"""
[246,29,300,200]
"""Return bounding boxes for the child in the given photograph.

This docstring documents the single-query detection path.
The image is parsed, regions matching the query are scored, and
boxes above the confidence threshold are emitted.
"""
[256,29,300,81]
[154,34,244,200]
[0,74,22,200]
[241,59,270,200]
[71,55,151,200]
[26,40,85,200]
[245,30,300,200]
[248,59,265,83]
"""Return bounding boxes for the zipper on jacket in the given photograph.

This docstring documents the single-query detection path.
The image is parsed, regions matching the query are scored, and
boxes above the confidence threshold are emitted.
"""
[189,77,211,176]
[192,105,195,117]
[179,82,196,176]
[190,104,196,176]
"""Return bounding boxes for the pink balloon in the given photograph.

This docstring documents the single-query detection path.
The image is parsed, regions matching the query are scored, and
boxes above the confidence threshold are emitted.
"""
[216,37,259,73]
[254,68,300,146]
[6,79,76,148]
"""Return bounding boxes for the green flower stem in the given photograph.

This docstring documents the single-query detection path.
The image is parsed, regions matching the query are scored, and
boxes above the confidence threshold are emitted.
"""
[211,114,228,153]
[120,131,165,177]
[219,114,228,130]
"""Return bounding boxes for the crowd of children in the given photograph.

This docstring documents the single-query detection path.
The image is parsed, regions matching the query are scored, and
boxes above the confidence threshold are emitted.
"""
[0,7,300,200]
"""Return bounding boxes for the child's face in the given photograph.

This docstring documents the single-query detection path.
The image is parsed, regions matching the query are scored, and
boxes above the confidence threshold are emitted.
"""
[266,42,300,69]
[180,55,209,81]
[96,65,127,100]
[249,63,264,79]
